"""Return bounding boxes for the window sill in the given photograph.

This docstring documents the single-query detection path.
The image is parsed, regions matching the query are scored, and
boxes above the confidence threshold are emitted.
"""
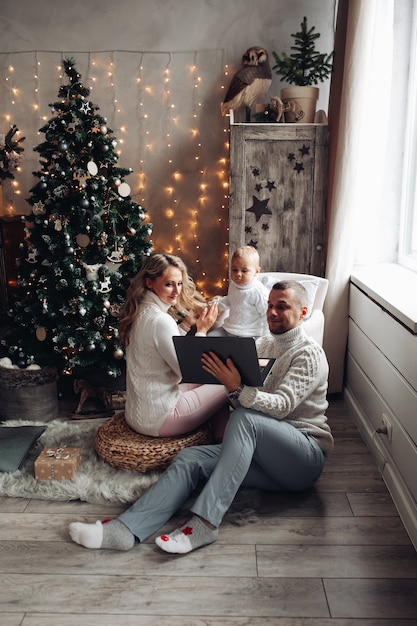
[350,263,417,334]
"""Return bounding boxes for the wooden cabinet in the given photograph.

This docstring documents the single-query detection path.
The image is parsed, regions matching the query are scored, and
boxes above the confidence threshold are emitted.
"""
[228,119,328,276]
[345,266,417,549]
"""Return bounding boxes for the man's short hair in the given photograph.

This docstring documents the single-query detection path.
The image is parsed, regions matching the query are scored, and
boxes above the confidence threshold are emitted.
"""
[271,280,308,308]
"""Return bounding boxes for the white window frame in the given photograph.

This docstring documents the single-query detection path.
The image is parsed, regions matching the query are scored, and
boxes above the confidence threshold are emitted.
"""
[399,0,417,273]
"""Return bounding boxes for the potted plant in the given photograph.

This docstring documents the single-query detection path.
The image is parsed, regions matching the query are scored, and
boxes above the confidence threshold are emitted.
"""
[272,17,333,123]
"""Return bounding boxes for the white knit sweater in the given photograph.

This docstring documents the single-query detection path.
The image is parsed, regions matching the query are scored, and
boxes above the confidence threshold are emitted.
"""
[124,291,184,436]
[218,278,269,337]
[238,326,334,455]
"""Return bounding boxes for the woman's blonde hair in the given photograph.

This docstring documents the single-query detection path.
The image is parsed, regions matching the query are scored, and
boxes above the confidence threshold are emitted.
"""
[118,253,205,346]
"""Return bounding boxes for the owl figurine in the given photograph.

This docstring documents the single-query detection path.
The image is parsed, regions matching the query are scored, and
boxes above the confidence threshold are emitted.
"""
[221,46,272,117]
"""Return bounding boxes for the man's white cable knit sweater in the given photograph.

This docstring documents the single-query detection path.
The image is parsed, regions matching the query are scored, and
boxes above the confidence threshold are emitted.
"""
[124,291,184,436]
[238,325,334,455]
[218,278,269,336]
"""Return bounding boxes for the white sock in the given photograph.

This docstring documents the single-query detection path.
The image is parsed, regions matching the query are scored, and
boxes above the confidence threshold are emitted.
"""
[155,515,218,554]
[69,519,135,551]
[69,520,103,549]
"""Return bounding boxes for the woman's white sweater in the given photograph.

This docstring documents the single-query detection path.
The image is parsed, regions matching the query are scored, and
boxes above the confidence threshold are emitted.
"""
[124,291,183,436]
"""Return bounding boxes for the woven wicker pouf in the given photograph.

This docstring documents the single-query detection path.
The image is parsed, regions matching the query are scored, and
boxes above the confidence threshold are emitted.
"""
[94,411,213,472]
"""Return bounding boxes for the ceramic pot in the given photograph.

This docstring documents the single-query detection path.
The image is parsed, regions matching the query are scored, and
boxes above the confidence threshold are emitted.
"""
[281,86,319,123]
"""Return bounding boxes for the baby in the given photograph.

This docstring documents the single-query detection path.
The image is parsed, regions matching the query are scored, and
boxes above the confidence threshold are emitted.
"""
[209,245,269,338]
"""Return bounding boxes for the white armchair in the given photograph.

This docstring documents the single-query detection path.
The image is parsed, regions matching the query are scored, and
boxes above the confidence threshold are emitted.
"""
[257,272,329,345]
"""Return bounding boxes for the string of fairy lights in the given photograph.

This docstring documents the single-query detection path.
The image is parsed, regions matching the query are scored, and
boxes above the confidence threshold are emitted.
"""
[0,50,232,296]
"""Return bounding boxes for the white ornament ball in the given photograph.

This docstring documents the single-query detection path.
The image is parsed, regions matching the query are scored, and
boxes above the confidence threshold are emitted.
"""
[113,348,124,359]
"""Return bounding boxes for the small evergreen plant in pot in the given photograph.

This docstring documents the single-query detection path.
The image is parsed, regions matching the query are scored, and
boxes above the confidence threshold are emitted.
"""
[272,16,333,86]
[272,17,333,122]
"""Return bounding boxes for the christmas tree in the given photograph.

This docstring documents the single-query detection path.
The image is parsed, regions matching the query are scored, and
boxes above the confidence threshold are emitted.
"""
[2,58,152,380]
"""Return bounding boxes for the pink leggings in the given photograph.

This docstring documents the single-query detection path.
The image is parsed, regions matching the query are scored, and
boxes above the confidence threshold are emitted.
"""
[158,383,229,438]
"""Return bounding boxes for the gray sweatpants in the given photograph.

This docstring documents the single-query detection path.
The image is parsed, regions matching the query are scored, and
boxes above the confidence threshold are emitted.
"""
[118,406,325,542]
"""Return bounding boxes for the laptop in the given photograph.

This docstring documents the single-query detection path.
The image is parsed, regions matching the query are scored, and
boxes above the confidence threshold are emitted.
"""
[173,335,275,386]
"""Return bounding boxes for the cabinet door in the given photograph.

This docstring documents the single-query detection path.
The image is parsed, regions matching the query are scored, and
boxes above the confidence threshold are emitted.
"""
[228,124,328,276]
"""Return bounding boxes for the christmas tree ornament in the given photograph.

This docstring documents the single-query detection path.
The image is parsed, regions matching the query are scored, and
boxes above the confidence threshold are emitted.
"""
[78,197,90,209]
[99,276,111,293]
[107,245,125,263]
[87,160,98,176]
[113,347,124,359]
[109,303,122,317]
[83,263,101,281]
[36,327,47,341]
[32,201,46,215]
[27,248,39,263]
[76,233,90,247]
[117,182,131,197]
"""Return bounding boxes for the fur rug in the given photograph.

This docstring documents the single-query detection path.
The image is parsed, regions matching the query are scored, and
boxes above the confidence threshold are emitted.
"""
[0,418,260,523]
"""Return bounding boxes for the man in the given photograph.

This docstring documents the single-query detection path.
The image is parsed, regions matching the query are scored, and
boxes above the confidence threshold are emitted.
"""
[69,280,333,554]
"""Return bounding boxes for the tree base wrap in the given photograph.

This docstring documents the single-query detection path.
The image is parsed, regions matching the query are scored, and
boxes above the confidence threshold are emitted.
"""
[0,366,58,422]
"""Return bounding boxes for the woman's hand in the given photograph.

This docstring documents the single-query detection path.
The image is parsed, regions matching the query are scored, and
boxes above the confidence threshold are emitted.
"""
[201,350,241,392]
[195,301,219,335]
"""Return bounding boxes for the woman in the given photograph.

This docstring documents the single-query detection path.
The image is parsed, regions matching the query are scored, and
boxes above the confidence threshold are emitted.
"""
[118,253,229,437]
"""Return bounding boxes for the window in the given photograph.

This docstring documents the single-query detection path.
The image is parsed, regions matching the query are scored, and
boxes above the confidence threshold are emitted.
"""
[399,1,417,272]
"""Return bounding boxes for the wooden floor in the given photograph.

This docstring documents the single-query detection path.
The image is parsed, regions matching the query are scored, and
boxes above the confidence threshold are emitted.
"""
[1,394,417,625]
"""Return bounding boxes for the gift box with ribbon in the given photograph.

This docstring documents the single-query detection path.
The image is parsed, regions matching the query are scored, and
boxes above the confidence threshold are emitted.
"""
[34,446,81,481]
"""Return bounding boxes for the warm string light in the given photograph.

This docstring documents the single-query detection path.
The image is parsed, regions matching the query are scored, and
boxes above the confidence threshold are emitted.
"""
[33,53,41,118]
[135,55,147,205]
[0,60,23,215]
[190,56,205,291]
[162,55,180,256]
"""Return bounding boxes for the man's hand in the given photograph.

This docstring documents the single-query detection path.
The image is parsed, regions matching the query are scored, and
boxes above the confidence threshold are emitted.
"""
[201,350,241,392]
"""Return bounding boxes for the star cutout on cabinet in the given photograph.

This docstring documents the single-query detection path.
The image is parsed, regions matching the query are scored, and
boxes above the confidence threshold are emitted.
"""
[266,179,276,191]
[294,162,305,174]
[255,183,263,192]
[299,144,310,156]
[246,196,272,222]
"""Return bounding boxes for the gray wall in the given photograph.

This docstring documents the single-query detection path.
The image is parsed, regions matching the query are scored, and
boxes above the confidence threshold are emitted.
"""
[0,0,336,294]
